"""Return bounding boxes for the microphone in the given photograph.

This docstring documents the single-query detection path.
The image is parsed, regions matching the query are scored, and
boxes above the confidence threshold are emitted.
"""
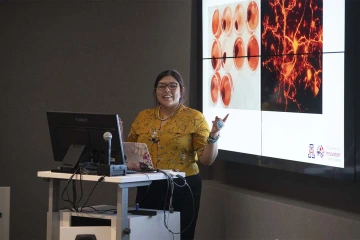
[103,132,112,165]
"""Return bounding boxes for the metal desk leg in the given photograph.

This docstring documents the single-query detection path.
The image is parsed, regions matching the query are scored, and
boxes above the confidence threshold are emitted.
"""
[114,181,152,240]
[46,179,60,240]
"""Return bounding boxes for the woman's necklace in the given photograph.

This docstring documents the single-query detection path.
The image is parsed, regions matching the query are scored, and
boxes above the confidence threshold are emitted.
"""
[158,104,181,121]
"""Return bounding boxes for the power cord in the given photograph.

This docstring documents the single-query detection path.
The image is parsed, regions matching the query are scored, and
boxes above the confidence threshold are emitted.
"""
[60,167,105,213]
[155,169,196,237]
[80,175,105,212]
[129,173,152,208]
[80,206,116,214]
[60,167,195,237]
[61,167,81,211]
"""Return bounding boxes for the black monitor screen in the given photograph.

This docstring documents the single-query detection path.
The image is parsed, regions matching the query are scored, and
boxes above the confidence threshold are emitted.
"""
[46,111,125,166]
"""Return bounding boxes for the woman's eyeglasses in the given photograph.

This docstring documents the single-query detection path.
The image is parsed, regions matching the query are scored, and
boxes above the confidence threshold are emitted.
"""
[157,83,178,91]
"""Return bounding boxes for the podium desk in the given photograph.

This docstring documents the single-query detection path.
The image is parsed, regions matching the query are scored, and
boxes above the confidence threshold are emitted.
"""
[37,170,185,240]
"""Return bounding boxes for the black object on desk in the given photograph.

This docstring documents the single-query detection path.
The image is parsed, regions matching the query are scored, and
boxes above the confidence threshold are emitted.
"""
[51,167,79,174]
[75,234,96,240]
[128,209,157,216]
[97,164,127,176]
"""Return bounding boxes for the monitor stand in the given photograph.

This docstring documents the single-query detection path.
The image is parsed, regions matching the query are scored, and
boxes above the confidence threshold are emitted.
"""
[51,145,90,173]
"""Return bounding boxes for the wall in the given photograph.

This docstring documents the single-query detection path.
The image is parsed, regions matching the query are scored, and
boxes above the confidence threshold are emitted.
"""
[2,1,360,240]
[0,1,195,239]
[196,181,360,240]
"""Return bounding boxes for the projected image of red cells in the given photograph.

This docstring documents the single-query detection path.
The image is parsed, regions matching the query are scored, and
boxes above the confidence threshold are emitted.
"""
[234,4,246,35]
[247,1,259,32]
[222,38,233,71]
[211,39,221,71]
[222,6,233,36]
[220,73,233,107]
[207,1,261,110]
[212,9,222,38]
[233,37,245,70]
[247,35,259,71]
[210,72,221,104]
[261,0,323,113]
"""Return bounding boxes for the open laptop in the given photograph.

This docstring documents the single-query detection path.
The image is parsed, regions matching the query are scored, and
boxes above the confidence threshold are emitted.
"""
[122,142,155,172]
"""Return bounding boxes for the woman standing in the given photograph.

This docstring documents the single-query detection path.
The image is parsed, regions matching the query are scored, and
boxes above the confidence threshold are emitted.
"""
[126,69,228,240]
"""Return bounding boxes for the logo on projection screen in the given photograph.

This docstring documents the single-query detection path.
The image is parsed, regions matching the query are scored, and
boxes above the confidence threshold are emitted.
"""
[308,144,341,162]
[308,144,315,159]
[317,145,325,158]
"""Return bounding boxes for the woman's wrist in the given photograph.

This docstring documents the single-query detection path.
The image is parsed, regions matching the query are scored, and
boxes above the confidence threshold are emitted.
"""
[207,132,220,144]
[210,131,220,138]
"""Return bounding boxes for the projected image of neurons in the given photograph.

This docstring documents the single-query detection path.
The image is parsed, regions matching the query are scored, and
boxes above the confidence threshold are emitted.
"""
[261,0,323,114]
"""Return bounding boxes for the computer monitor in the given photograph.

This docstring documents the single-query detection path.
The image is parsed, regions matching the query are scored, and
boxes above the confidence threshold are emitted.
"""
[46,111,125,169]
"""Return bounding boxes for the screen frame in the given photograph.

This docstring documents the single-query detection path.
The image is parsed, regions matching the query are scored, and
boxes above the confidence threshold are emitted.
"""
[197,0,355,181]
[46,111,126,166]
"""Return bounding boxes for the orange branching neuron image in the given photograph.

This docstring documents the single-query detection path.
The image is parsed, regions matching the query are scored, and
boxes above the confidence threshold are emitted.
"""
[261,0,323,113]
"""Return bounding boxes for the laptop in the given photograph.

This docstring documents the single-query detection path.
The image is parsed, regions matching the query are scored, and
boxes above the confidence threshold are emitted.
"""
[122,142,155,172]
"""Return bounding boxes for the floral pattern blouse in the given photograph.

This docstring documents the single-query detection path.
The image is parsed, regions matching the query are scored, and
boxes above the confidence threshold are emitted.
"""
[127,104,210,176]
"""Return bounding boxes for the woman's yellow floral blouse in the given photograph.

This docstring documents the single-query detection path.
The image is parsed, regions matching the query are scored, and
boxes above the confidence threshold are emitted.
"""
[127,104,210,176]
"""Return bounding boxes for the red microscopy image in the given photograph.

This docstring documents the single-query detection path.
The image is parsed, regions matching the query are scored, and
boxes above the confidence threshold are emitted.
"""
[222,6,233,36]
[233,37,245,70]
[234,4,246,34]
[247,35,259,71]
[247,1,259,32]
[210,72,221,103]
[222,38,233,71]
[211,39,221,71]
[261,0,323,113]
[212,9,222,38]
[220,73,233,107]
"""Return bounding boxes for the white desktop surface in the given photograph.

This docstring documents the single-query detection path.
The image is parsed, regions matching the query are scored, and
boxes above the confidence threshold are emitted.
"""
[37,170,185,183]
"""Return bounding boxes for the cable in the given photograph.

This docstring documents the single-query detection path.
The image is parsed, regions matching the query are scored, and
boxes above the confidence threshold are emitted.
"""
[59,167,194,237]
[180,182,196,234]
[165,181,195,235]
[75,169,84,211]
[61,167,80,211]
[156,169,174,239]
[80,206,117,214]
[155,169,196,236]
[80,175,105,212]
[72,179,77,211]
[60,164,104,213]
[129,173,152,208]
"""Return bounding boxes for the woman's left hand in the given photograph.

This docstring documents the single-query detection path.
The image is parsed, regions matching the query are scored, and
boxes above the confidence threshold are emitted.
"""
[199,113,229,166]
[118,117,123,135]
[211,114,229,136]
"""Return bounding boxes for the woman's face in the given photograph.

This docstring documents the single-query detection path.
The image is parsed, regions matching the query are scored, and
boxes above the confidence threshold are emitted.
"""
[156,76,181,108]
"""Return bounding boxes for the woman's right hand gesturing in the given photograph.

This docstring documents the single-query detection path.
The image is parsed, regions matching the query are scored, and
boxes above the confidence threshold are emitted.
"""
[118,117,124,138]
